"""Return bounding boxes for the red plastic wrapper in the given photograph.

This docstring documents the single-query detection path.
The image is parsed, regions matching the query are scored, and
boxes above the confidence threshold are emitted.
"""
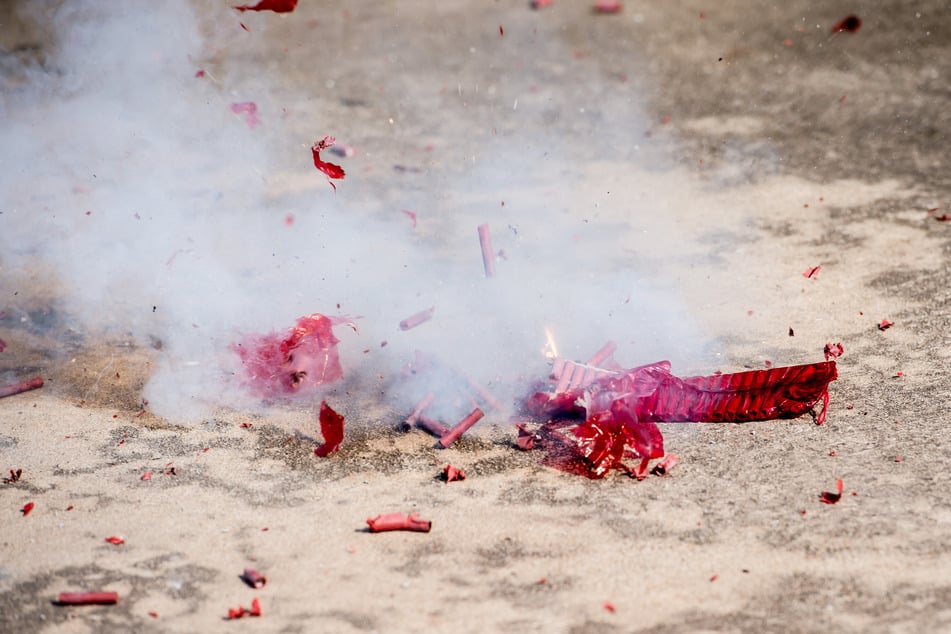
[443,464,466,483]
[234,0,297,12]
[312,136,346,180]
[527,360,837,478]
[57,592,119,605]
[231,313,344,398]
[314,401,345,457]
[366,512,432,533]
[242,568,267,589]
[820,478,844,504]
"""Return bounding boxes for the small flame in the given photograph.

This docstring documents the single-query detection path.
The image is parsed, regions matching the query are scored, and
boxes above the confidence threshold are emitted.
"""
[542,326,559,359]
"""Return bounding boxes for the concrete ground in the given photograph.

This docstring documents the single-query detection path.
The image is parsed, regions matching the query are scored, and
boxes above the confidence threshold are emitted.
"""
[1,1,949,632]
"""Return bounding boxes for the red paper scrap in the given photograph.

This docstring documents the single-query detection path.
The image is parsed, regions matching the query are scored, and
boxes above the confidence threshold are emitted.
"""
[105,536,125,545]
[594,1,622,13]
[21,501,34,516]
[195,69,205,78]
[148,611,159,618]
[3,468,22,484]
[823,342,844,361]
[802,265,821,279]
[820,478,844,504]
[140,471,152,481]
[831,15,861,33]
[530,0,554,8]
[234,0,297,12]
[311,136,346,180]
[499,25,504,36]
[314,401,345,457]
[443,464,466,483]
[249,597,262,617]
[400,209,417,228]
[878,319,894,331]
[230,102,261,129]
[603,601,616,613]
[366,512,432,533]
[231,313,344,398]
[710,574,719,582]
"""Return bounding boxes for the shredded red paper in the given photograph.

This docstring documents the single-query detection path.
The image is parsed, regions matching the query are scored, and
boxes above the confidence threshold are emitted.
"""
[105,536,125,545]
[312,136,346,180]
[878,319,894,331]
[443,464,466,483]
[527,360,837,478]
[234,0,297,12]
[140,471,152,481]
[820,478,844,504]
[314,401,345,457]
[231,313,344,398]
[21,501,34,516]
[802,265,821,279]
[366,512,432,533]
[823,342,844,361]
[400,209,417,228]
[230,102,260,128]
[831,15,861,33]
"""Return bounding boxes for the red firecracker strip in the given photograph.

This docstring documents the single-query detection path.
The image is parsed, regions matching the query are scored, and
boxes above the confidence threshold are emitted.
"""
[478,224,496,277]
[104,536,125,545]
[439,408,485,448]
[242,568,267,589]
[443,464,466,483]
[21,501,34,516]
[831,15,861,33]
[314,401,345,457]
[399,306,435,331]
[527,360,837,478]
[57,592,119,605]
[311,136,346,180]
[234,0,297,12]
[823,342,844,361]
[802,265,821,279]
[878,319,894,331]
[820,478,844,504]
[0,377,44,399]
[366,512,432,533]
[231,313,344,398]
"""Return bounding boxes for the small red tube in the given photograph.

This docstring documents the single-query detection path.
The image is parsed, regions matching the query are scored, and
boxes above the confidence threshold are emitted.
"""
[57,592,119,605]
[399,306,435,331]
[438,407,484,448]
[242,568,267,589]
[586,341,618,367]
[478,224,496,277]
[0,377,44,399]
[366,512,431,533]
[555,363,576,393]
[416,416,449,438]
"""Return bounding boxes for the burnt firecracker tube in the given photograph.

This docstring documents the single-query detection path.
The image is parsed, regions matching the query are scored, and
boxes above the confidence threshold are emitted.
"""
[438,407,484,448]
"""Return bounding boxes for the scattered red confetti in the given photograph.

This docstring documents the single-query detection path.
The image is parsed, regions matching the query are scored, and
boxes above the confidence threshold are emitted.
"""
[530,0,554,8]
[239,422,253,428]
[603,601,616,613]
[894,371,904,378]
[148,611,159,618]
[66,505,74,511]
[194,69,205,78]
[400,209,417,228]
[366,512,432,533]
[829,450,837,456]
[764,360,772,368]
[104,536,125,545]
[443,464,466,483]
[227,606,246,620]
[242,568,267,589]
[231,313,345,398]
[709,574,719,582]
[234,0,297,12]
[788,327,795,337]
[230,102,261,128]
[820,478,844,504]
[21,501,34,516]
[895,456,903,463]
[499,25,504,36]
[823,342,844,361]
[878,319,894,331]
[314,401,345,457]
[593,1,622,13]
[831,15,861,33]
[800,509,807,516]
[802,265,821,279]
[783,38,793,46]
[249,597,262,617]
[284,213,294,226]
[311,136,346,180]
[240,22,250,32]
